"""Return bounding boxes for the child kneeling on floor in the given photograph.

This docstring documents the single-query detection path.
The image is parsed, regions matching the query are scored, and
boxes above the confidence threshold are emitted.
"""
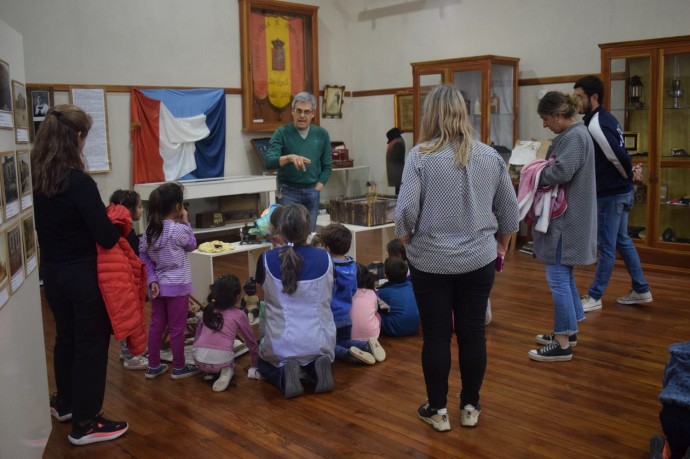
[193,275,260,392]
[255,204,336,398]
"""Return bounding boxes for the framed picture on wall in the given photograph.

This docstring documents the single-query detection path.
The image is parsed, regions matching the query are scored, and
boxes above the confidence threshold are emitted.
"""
[322,85,345,118]
[27,86,53,141]
[0,59,12,130]
[22,214,37,276]
[0,230,8,309]
[11,81,29,143]
[395,90,414,133]
[1,151,19,220]
[5,223,25,294]
[238,0,320,132]
[623,132,639,152]
[17,150,32,210]
[69,86,111,173]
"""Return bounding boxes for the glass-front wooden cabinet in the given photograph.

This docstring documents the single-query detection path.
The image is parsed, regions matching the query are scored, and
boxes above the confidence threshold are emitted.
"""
[600,35,690,269]
[411,56,520,156]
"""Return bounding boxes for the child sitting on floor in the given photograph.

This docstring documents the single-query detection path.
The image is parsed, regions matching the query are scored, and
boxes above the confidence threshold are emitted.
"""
[350,263,382,341]
[193,274,260,392]
[377,257,420,337]
[320,223,386,365]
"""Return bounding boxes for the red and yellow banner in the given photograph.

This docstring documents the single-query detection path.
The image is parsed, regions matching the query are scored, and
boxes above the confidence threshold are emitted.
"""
[250,12,304,109]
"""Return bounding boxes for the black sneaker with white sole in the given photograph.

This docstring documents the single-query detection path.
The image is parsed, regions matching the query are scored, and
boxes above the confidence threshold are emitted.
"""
[68,415,128,446]
[49,393,72,422]
[528,342,573,362]
[535,332,577,347]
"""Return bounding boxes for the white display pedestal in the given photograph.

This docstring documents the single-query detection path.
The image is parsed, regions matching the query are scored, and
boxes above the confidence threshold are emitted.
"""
[316,214,395,265]
[189,242,272,301]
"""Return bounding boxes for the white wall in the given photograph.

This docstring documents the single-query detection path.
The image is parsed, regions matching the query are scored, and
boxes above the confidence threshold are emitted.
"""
[1,0,689,198]
[0,18,51,459]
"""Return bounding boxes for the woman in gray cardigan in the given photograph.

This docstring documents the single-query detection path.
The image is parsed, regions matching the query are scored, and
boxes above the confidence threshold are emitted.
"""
[529,91,597,362]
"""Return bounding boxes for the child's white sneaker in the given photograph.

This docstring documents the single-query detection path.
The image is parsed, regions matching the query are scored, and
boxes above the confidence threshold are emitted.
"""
[212,367,234,392]
[123,355,148,370]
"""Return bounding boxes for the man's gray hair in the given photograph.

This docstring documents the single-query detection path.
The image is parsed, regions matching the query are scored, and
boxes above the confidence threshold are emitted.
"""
[292,92,317,109]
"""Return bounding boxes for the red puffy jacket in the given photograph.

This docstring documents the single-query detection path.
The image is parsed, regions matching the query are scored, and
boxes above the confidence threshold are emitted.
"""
[97,204,147,355]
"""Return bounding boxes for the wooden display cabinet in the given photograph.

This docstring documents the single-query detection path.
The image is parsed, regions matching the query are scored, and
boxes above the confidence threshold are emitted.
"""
[600,35,690,272]
[411,55,519,152]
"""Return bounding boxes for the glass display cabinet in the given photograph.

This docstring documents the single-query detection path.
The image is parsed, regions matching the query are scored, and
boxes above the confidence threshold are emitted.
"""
[600,35,690,269]
[411,56,519,155]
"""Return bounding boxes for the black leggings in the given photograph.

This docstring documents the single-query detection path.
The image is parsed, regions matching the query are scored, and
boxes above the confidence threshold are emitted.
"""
[43,258,111,424]
[410,261,494,410]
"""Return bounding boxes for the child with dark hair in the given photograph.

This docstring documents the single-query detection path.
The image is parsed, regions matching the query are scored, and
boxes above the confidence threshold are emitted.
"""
[320,223,386,365]
[254,204,336,398]
[140,182,200,380]
[386,238,407,261]
[240,277,260,325]
[350,263,382,341]
[193,275,260,392]
[109,189,148,370]
[377,257,420,337]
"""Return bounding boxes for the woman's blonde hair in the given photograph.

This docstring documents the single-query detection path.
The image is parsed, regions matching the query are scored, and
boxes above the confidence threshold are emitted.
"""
[418,84,473,167]
[31,104,92,197]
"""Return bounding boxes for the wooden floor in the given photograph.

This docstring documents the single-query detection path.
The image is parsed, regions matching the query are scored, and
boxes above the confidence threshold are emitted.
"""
[40,251,690,458]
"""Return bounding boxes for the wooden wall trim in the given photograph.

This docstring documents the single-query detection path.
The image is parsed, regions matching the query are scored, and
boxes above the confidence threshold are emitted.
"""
[29,73,600,97]
[518,74,600,86]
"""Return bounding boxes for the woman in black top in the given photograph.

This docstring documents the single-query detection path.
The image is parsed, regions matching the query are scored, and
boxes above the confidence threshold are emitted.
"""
[32,104,128,446]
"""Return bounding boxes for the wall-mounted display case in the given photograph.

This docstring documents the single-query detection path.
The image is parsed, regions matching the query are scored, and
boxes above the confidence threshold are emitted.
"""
[600,35,690,270]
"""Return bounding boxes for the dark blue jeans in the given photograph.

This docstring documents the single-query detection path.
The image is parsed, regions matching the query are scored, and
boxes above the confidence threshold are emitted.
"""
[258,358,319,394]
[278,184,320,232]
[409,261,494,410]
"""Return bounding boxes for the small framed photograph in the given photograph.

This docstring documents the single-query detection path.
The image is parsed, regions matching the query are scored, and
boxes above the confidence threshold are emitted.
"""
[27,86,53,141]
[323,85,345,118]
[5,223,25,294]
[11,80,29,143]
[623,132,639,152]
[395,90,414,133]
[0,59,12,130]
[1,151,20,220]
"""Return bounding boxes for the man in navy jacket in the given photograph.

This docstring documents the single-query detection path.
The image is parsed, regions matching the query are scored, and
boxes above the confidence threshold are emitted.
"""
[574,76,652,312]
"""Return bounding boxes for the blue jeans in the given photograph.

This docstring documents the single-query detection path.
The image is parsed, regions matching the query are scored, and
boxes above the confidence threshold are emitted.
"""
[334,324,369,361]
[588,190,649,299]
[409,261,494,411]
[545,240,584,335]
[278,184,320,233]
[258,357,319,394]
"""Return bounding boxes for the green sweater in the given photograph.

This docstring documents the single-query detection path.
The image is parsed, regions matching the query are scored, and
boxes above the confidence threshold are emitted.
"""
[264,124,333,188]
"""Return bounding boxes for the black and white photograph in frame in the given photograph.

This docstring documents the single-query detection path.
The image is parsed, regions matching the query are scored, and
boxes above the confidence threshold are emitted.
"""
[17,150,32,209]
[1,151,19,220]
[0,230,8,309]
[5,223,24,294]
[28,88,51,140]
[0,59,13,129]
[11,80,29,143]
[322,85,345,118]
[21,214,37,276]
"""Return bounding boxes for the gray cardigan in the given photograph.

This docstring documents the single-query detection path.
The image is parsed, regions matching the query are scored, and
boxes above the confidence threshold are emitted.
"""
[532,122,597,266]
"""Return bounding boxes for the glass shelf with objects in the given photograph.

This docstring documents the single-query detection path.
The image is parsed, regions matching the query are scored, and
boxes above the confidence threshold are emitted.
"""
[411,55,519,151]
[601,35,690,269]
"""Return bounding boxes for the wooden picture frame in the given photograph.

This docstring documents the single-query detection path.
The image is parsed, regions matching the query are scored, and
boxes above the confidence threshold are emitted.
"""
[26,86,53,141]
[0,59,12,130]
[395,90,414,133]
[623,132,639,152]
[322,85,345,118]
[11,81,29,143]
[1,151,19,221]
[238,0,320,132]
[69,86,111,173]
[5,222,24,294]
[249,137,274,171]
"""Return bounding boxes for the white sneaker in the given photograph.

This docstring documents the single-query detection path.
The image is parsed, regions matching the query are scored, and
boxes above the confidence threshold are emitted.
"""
[367,338,386,362]
[348,347,375,365]
[617,290,653,305]
[581,295,602,312]
[212,367,234,392]
[123,355,148,370]
[460,404,481,427]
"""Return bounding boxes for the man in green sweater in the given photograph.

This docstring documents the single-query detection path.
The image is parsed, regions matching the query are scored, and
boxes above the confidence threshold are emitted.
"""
[264,92,332,232]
